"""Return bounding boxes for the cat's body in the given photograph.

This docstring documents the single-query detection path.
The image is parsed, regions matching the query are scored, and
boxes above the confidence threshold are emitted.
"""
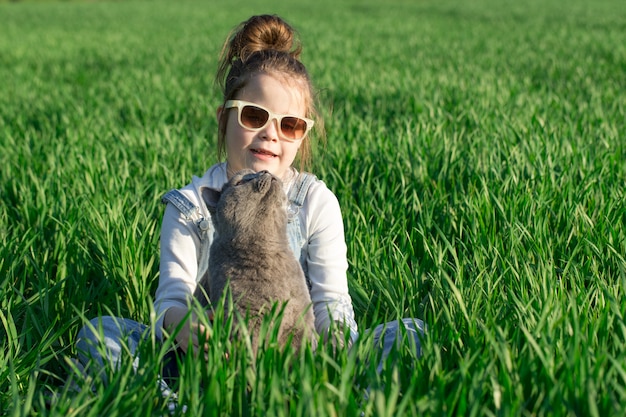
[194,169,317,355]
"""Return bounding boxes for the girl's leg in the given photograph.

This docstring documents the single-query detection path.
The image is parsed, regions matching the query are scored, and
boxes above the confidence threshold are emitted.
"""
[371,318,426,373]
[75,316,182,409]
[76,315,149,377]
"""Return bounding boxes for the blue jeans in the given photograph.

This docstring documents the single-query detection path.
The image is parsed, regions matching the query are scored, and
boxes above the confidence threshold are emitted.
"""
[76,316,425,383]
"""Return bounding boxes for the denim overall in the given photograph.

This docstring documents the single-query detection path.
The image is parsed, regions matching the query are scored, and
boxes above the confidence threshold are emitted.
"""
[76,172,425,387]
[157,172,315,289]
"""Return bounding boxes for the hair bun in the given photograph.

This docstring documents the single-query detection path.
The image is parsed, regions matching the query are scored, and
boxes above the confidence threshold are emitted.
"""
[226,15,302,65]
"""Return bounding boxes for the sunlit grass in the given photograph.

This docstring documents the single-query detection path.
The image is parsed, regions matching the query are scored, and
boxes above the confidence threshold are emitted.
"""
[1,0,625,415]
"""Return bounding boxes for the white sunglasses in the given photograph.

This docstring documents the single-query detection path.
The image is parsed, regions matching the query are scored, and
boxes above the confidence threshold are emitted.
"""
[225,100,314,142]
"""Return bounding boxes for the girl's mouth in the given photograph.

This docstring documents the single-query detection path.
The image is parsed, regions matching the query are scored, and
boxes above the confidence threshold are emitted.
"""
[251,149,277,158]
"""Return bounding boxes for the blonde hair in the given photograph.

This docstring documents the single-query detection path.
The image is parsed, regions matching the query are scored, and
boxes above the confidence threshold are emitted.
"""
[215,15,324,171]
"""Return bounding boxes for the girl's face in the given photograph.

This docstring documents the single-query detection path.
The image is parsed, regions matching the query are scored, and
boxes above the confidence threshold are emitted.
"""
[219,73,307,180]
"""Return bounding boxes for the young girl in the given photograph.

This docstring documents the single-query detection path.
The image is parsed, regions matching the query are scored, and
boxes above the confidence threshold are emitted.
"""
[77,13,424,386]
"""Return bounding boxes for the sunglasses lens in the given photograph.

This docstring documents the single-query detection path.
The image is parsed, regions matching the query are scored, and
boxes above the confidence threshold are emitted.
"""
[240,105,269,129]
[280,117,308,140]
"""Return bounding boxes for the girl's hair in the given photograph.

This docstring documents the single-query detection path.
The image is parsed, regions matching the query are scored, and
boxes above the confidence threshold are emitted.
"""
[215,15,324,171]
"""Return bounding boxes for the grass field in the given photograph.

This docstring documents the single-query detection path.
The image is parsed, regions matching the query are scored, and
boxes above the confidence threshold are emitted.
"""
[1,0,625,415]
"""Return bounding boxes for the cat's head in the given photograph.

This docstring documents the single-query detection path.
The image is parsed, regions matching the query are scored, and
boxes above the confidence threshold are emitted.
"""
[201,170,287,236]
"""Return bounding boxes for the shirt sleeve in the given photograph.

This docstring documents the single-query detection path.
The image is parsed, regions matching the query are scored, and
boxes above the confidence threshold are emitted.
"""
[304,182,359,344]
[153,203,200,339]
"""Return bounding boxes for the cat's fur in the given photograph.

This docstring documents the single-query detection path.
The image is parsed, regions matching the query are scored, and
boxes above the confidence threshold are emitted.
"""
[194,169,317,355]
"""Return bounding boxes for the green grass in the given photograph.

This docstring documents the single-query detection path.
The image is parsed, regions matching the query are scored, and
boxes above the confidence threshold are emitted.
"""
[1,0,625,415]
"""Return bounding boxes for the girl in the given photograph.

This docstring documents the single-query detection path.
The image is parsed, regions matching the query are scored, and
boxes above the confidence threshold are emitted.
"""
[77,13,424,387]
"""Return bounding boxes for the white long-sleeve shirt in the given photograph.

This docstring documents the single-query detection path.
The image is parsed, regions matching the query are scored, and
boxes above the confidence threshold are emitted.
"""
[154,162,358,343]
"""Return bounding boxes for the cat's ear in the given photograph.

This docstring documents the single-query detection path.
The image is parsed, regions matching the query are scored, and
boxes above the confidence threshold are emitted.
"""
[201,186,221,215]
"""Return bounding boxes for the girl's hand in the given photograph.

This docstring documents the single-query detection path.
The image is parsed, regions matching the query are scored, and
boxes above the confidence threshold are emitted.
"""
[163,306,214,356]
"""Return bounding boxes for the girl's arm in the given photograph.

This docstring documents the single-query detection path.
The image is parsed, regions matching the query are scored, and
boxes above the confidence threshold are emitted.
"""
[155,203,210,353]
[304,182,359,346]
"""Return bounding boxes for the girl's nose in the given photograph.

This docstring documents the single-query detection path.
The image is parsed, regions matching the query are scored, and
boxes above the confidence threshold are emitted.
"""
[259,117,280,141]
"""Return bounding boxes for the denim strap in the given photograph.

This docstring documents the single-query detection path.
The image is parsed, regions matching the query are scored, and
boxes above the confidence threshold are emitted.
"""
[288,173,317,207]
[289,172,317,207]
[286,173,317,290]
[161,189,211,234]
[286,172,316,221]
[161,189,196,219]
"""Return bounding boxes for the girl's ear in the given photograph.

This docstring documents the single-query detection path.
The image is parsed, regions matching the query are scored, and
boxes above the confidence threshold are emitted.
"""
[201,187,221,216]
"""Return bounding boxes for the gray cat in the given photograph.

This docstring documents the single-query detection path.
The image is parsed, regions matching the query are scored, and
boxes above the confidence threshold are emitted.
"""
[195,169,317,355]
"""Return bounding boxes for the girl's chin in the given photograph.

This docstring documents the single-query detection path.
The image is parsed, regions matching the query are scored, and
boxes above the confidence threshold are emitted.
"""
[246,161,283,177]
[229,159,289,179]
